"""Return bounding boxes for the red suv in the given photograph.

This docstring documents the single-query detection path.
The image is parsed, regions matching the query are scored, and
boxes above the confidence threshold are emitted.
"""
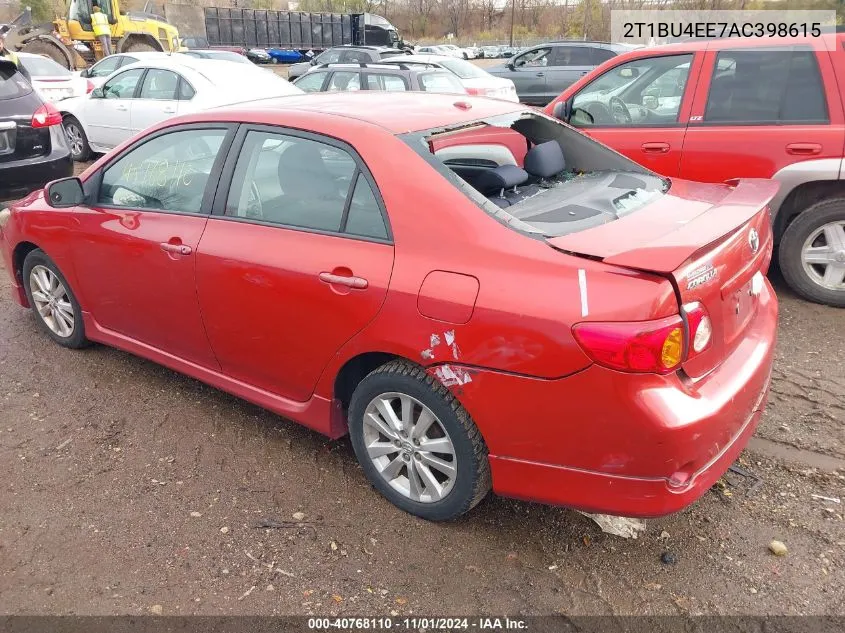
[546,35,845,307]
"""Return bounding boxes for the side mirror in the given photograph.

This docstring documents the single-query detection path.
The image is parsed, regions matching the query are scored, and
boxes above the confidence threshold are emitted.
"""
[552,98,573,122]
[91,87,104,98]
[506,60,515,70]
[79,68,89,78]
[46,177,85,208]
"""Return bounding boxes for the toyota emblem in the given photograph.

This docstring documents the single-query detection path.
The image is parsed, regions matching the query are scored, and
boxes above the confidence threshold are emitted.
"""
[748,228,760,254]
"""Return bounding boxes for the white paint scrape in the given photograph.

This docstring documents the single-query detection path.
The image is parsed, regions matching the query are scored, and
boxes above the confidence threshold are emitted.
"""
[578,269,589,318]
[578,512,646,539]
[434,364,472,387]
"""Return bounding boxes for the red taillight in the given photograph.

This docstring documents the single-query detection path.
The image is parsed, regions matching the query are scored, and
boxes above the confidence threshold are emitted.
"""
[683,302,712,360]
[86,79,95,94]
[464,86,481,96]
[31,102,63,128]
[572,315,686,375]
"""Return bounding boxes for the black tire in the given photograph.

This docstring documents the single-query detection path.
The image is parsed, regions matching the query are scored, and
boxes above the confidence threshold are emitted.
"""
[779,198,845,307]
[22,249,89,349]
[348,360,491,521]
[121,40,159,53]
[62,116,91,162]
[21,39,71,69]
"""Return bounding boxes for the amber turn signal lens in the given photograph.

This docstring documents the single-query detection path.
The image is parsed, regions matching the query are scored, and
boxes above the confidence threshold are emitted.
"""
[661,327,684,370]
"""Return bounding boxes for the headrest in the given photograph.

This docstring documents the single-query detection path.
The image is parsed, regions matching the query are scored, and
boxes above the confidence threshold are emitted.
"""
[476,164,529,194]
[524,140,566,179]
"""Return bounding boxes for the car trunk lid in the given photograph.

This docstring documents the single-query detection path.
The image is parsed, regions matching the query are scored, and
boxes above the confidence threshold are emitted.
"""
[548,178,778,378]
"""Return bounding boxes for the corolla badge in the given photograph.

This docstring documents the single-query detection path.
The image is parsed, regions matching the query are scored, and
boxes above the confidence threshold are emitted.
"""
[686,263,717,291]
[748,228,760,254]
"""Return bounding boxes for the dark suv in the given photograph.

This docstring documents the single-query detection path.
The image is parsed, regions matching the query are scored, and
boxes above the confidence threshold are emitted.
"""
[488,41,633,105]
[288,45,409,80]
[292,62,465,95]
[0,61,72,202]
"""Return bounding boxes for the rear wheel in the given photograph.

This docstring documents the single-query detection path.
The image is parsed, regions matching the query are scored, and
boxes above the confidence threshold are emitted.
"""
[348,360,491,521]
[21,39,70,69]
[62,116,91,162]
[121,39,159,53]
[779,198,845,307]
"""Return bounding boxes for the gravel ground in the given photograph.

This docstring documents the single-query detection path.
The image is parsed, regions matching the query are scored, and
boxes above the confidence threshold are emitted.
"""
[0,91,843,616]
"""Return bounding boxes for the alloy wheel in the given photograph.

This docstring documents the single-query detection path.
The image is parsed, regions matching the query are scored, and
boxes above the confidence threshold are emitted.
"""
[362,392,457,503]
[801,220,845,290]
[64,122,84,158]
[29,265,74,337]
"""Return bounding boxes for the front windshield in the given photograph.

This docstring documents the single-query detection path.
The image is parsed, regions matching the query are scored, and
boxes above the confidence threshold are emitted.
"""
[401,112,668,238]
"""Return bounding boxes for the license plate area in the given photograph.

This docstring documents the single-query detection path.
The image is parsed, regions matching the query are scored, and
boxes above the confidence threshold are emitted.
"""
[723,271,763,347]
[0,126,15,156]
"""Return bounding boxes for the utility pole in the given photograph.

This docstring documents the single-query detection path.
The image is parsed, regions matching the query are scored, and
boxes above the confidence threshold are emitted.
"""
[509,0,516,47]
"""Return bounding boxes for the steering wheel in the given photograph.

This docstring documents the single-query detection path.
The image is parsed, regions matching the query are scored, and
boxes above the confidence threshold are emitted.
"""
[608,96,632,125]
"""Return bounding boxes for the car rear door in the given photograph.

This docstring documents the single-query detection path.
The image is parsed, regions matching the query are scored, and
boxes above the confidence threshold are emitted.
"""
[70,124,234,368]
[130,68,181,135]
[678,44,845,190]
[507,47,551,105]
[85,67,144,149]
[567,51,703,177]
[542,46,594,104]
[195,126,394,402]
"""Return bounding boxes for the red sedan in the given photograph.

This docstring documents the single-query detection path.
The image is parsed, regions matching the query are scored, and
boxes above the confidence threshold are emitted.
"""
[0,93,777,521]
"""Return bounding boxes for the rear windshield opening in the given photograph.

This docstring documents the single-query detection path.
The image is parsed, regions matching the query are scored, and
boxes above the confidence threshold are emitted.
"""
[401,111,669,237]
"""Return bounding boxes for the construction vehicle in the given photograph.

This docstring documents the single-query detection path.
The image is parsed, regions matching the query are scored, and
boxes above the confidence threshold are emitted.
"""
[1,2,181,70]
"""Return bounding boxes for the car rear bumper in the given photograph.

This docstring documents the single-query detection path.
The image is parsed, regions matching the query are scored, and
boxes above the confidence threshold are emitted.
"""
[431,279,778,517]
[0,146,72,201]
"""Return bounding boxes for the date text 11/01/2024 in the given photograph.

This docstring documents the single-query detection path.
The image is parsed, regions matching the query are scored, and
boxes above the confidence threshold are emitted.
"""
[307,617,528,630]
[622,21,823,39]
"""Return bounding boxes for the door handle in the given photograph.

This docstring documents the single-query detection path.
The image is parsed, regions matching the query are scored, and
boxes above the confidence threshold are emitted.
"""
[163,106,176,114]
[160,241,192,255]
[580,70,589,75]
[535,72,544,77]
[786,143,822,156]
[319,272,368,289]
[641,142,670,154]
[115,104,128,111]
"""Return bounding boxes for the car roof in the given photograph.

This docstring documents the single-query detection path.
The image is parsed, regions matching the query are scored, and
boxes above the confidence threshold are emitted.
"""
[382,54,452,64]
[328,44,402,52]
[211,92,523,134]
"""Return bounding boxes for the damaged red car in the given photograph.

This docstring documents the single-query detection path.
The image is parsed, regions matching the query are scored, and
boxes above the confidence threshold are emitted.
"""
[0,92,777,521]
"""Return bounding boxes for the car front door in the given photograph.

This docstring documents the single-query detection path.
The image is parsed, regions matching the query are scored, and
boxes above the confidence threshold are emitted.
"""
[131,68,183,135]
[195,127,394,402]
[541,46,594,104]
[507,47,551,105]
[566,52,701,177]
[70,125,234,368]
[85,67,144,149]
[679,45,844,187]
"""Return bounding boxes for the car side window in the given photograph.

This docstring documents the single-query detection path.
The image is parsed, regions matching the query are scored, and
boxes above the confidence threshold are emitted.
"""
[139,69,180,100]
[90,55,122,78]
[226,130,381,236]
[98,129,227,214]
[704,48,828,124]
[327,71,361,92]
[365,73,408,91]
[591,48,616,65]
[178,78,195,100]
[102,68,144,99]
[317,50,343,64]
[345,173,388,239]
[571,54,693,127]
[294,71,328,92]
[419,72,464,93]
[514,48,551,68]
[551,47,592,66]
[343,50,371,63]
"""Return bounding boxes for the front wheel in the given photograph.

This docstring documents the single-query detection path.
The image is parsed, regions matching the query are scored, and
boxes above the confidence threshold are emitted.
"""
[348,361,491,521]
[779,198,845,307]
[22,249,89,349]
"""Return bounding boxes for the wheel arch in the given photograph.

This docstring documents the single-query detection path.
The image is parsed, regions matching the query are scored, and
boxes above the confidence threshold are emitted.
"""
[117,33,164,53]
[770,158,845,241]
[12,241,41,305]
[333,351,404,414]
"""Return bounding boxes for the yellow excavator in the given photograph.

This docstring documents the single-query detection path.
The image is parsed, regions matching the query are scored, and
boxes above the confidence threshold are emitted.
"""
[2,2,181,70]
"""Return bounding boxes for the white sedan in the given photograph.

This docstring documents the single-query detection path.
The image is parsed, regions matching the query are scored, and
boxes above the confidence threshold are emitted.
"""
[381,54,517,101]
[59,56,302,161]
[75,51,170,90]
[18,53,90,102]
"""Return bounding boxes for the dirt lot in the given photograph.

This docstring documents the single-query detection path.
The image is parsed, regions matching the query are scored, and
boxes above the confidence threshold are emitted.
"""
[1,100,843,617]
